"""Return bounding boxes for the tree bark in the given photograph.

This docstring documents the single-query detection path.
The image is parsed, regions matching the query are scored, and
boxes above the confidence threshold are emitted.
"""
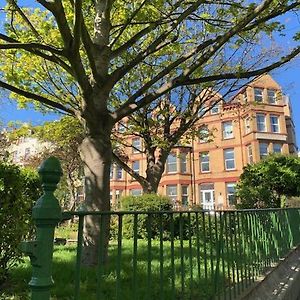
[79,132,112,266]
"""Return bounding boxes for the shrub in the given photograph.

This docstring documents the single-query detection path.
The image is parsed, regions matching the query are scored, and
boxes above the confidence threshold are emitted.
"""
[0,163,41,284]
[111,194,172,239]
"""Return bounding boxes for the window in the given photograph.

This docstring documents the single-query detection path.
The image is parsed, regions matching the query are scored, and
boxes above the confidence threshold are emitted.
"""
[223,121,233,139]
[254,88,263,102]
[247,144,253,164]
[243,91,248,103]
[116,165,123,179]
[167,153,177,173]
[12,151,18,161]
[24,148,30,160]
[132,138,142,153]
[167,185,177,205]
[180,153,187,173]
[270,115,280,133]
[116,190,123,199]
[198,126,209,143]
[181,185,189,207]
[244,117,251,134]
[224,148,235,170]
[267,89,277,104]
[118,122,126,133]
[200,152,210,172]
[198,106,206,117]
[259,143,268,159]
[226,183,236,206]
[115,190,123,208]
[273,143,282,153]
[110,165,114,179]
[211,104,219,114]
[131,189,142,196]
[256,113,266,132]
[132,160,140,174]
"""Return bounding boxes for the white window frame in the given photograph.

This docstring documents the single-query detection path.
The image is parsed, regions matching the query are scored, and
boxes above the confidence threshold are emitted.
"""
[247,144,253,164]
[270,115,280,133]
[167,185,177,205]
[118,122,126,133]
[243,91,248,103]
[132,160,140,174]
[223,121,234,139]
[259,143,268,159]
[180,153,187,173]
[167,153,177,173]
[226,183,236,206]
[181,185,189,207]
[244,117,251,134]
[256,113,266,132]
[273,143,282,153]
[267,89,277,104]
[110,164,114,179]
[199,126,209,143]
[210,104,219,114]
[24,147,31,160]
[224,148,235,170]
[200,152,210,172]
[254,88,263,102]
[116,165,123,180]
[132,138,142,153]
[131,189,142,196]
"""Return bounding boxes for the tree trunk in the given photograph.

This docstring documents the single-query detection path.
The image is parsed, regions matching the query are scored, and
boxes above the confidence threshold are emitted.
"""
[79,133,112,266]
[143,149,167,194]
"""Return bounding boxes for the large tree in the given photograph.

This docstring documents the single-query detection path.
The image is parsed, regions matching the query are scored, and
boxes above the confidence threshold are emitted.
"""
[0,0,299,265]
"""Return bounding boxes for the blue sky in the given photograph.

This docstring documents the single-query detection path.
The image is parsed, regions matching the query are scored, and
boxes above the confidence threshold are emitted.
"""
[0,3,299,145]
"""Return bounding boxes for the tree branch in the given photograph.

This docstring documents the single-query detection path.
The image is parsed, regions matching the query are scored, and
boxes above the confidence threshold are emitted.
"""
[110,0,206,85]
[0,33,73,75]
[0,80,75,115]
[180,46,300,85]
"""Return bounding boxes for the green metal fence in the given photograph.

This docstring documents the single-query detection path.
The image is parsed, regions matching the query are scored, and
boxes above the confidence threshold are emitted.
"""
[62,208,300,300]
[20,157,300,300]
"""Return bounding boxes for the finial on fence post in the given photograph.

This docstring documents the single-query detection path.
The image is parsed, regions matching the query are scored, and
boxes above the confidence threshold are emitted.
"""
[20,156,63,300]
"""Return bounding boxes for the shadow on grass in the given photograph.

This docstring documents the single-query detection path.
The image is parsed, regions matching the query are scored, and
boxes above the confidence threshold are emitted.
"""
[3,240,227,300]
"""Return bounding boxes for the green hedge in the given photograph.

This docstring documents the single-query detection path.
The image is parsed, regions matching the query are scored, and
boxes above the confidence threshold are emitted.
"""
[110,194,222,243]
[111,194,172,239]
[0,164,41,284]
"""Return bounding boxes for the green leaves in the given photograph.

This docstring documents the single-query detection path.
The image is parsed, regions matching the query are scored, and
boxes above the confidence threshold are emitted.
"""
[237,154,300,209]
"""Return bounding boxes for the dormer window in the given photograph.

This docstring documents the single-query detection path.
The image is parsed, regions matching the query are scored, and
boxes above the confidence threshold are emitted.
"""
[210,104,219,114]
[254,88,263,102]
[267,90,277,104]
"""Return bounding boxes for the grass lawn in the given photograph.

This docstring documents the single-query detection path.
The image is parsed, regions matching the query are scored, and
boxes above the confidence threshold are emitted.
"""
[1,235,227,300]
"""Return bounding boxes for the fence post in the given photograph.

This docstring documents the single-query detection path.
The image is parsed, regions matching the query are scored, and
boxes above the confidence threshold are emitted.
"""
[20,157,62,300]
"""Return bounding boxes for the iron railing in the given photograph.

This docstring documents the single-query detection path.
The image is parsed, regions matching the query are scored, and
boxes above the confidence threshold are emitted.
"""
[63,208,300,300]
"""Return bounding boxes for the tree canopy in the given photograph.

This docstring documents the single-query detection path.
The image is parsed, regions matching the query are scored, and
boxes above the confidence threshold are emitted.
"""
[236,155,300,209]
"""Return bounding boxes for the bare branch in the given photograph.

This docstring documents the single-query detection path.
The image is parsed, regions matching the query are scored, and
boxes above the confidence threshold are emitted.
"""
[180,46,300,85]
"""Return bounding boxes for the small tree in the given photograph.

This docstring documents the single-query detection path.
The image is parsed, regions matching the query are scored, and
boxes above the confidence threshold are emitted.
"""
[236,155,300,208]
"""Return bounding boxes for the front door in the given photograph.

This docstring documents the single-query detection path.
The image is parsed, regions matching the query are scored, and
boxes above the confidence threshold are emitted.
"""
[201,189,215,210]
